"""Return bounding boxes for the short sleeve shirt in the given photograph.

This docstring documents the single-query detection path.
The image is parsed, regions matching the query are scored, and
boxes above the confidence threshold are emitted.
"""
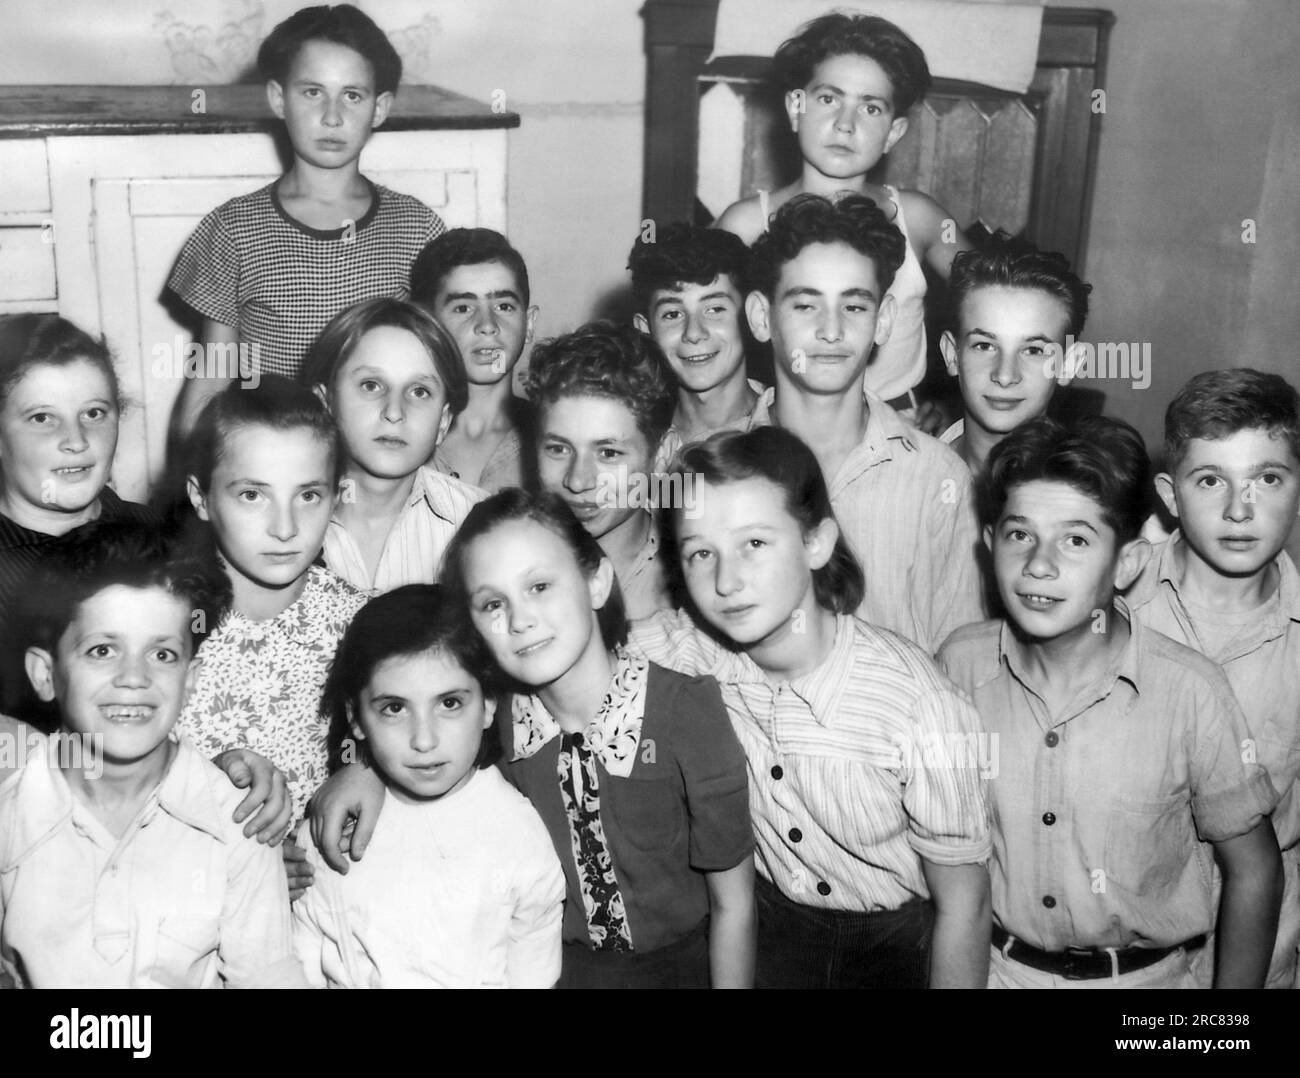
[937,613,1278,951]
[167,179,444,378]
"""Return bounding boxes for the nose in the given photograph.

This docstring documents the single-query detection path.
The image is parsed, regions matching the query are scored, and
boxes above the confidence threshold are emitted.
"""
[61,418,90,453]
[1225,481,1256,523]
[268,498,299,543]
[382,389,405,424]
[564,451,598,495]
[682,309,707,345]
[991,349,1021,389]
[1022,541,1058,580]
[508,597,537,635]
[834,102,856,132]
[817,306,844,344]
[714,551,744,597]
[475,305,500,336]
[113,651,150,690]
[322,95,343,127]
[410,713,439,754]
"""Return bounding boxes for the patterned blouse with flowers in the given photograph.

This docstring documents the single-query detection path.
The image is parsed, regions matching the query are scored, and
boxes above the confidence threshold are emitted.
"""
[177,565,367,822]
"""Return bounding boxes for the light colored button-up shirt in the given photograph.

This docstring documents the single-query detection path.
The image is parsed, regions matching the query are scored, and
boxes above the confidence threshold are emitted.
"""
[1126,534,1300,849]
[630,609,991,912]
[937,612,1277,952]
[323,464,486,594]
[0,737,305,988]
[752,388,985,653]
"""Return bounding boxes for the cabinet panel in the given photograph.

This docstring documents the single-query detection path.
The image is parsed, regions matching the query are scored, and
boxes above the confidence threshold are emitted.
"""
[0,225,56,300]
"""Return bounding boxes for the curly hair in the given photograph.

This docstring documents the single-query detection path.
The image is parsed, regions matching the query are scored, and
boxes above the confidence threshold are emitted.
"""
[626,223,750,315]
[410,228,531,308]
[258,4,402,96]
[1164,368,1300,473]
[773,12,932,114]
[524,321,675,448]
[949,232,1091,338]
[983,415,1151,543]
[747,193,907,299]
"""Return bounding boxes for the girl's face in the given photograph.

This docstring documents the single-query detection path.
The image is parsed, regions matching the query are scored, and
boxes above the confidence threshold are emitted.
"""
[0,360,118,518]
[188,424,336,596]
[329,325,452,481]
[537,396,653,541]
[677,476,833,651]
[462,518,613,690]
[788,53,908,182]
[351,647,495,803]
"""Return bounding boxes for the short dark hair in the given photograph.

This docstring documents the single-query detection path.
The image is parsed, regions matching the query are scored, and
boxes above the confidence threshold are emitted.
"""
[774,13,932,115]
[1164,368,1300,473]
[0,313,121,413]
[524,321,675,449]
[626,223,750,315]
[948,232,1092,338]
[983,415,1150,543]
[24,521,216,657]
[674,427,864,615]
[441,488,628,655]
[189,374,344,491]
[322,584,502,773]
[258,4,402,96]
[747,193,907,300]
[301,296,468,418]
[410,228,531,308]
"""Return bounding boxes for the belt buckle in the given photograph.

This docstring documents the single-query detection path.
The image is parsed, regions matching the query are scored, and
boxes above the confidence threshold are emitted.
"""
[1061,945,1101,981]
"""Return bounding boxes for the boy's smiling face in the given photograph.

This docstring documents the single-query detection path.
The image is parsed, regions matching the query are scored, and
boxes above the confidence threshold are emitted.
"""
[941,286,1072,437]
[746,240,895,397]
[789,53,909,181]
[1156,428,1300,579]
[431,261,536,388]
[268,38,391,171]
[990,479,1147,642]
[26,585,194,768]
[635,275,748,395]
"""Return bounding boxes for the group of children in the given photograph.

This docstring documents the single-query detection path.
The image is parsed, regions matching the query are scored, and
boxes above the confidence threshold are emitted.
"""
[0,5,1296,991]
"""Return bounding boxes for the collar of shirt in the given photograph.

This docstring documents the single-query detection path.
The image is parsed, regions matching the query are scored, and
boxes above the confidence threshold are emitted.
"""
[219,564,333,647]
[626,522,659,579]
[1,737,229,871]
[995,606,1143,725]
[1127,530,1300,645]
[0,487,134,553]
[511,647,649,777]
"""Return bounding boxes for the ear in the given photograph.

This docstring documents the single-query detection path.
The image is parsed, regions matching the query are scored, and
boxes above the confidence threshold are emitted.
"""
[266,80,286,121]
[435,402,454,446]
[784,89,805,132]
[632,313,650,336]
[745,291,772,343]
[588,556,616,612]
[371,91,394,129]
[524,305,539,344]
[186,475,210,522]
[982,522,994,554]
[347,703,367,747]
[1114,536,1151,592]
[480,694,497,731]
[883,114,909,155]
[1057,339,1087,387]
[1153,472,1179,520]
[181,655,201,706]
[25,647,56,703]
[312,382,332,413]
[804,516,839,572]
[940,329,959,378]
[873,292,897,348]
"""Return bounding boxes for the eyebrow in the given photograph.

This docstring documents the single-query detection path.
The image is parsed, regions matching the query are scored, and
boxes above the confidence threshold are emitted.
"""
[778,285,878,303]
[809,81,891,106]
[1001,513,1101,535]
[348,364,440,381]
[443,290,522,303]
[653,291,734,311]
[965,328,1057,343]
[224,478,329,490]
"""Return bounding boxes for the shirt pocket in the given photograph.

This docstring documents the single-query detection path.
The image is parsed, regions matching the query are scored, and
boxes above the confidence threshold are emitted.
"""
[153,916,220,989]
[1103,793,1194,897]
[611,768,686,854]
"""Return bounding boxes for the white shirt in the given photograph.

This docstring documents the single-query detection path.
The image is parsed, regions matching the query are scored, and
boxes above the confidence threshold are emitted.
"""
[293,766,565,988]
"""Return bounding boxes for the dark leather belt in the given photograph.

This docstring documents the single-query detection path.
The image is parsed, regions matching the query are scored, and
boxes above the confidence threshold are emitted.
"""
[992,924,1206,980]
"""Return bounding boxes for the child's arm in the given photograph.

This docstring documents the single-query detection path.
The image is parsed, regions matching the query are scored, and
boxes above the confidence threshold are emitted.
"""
[290,849,331,989]
[897,190,974,280]
[175,320,241,436]
[920,859,991,988]
[705,857,756,988]
[506,826,566,989]
[1210,817,1282,988]
[307,762,387,873]
[282,831,315,902]
[212,747,292,844]
[219,818,310,988]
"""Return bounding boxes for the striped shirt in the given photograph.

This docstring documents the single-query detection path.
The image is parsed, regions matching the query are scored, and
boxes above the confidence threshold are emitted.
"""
[628,609,991,913]
[618,525,672,622]
[937,612,1278,951]
[168,179,444,379]
[323,466,486,594]
[1126,533,1300,850]
[752,388,985,653]
[653,378,770,473]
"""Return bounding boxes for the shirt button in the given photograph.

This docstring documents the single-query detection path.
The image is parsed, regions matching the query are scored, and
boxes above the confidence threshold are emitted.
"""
[788,827,802,843]
[1044,731,1059,747]
[1042,895,1056,909]
[817,881,832,897]
[771,765,783,780]
[1042,812,1056,826]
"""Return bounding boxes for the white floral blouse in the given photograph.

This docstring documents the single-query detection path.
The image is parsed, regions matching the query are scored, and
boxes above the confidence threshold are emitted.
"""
[178,566,367,822]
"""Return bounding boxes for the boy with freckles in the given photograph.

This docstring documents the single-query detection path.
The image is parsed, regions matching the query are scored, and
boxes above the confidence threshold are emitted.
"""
[1126,369,1300,987]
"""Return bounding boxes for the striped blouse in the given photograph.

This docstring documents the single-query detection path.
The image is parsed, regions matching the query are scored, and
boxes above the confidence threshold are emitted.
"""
[628,609,991,912]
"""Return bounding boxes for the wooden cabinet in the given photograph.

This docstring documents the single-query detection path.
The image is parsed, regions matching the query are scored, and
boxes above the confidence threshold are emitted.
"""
[0,85,516,502]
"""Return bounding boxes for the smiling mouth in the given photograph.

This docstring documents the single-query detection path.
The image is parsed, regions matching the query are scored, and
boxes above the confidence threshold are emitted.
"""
[516,638,553,657]
[719,604,755,618]
[983,397,1024,410]
[409,761,447,774]
[53,464,94,475]
[100,704,156,723]
[1016,593,1062,609]
[678,352,718,365]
